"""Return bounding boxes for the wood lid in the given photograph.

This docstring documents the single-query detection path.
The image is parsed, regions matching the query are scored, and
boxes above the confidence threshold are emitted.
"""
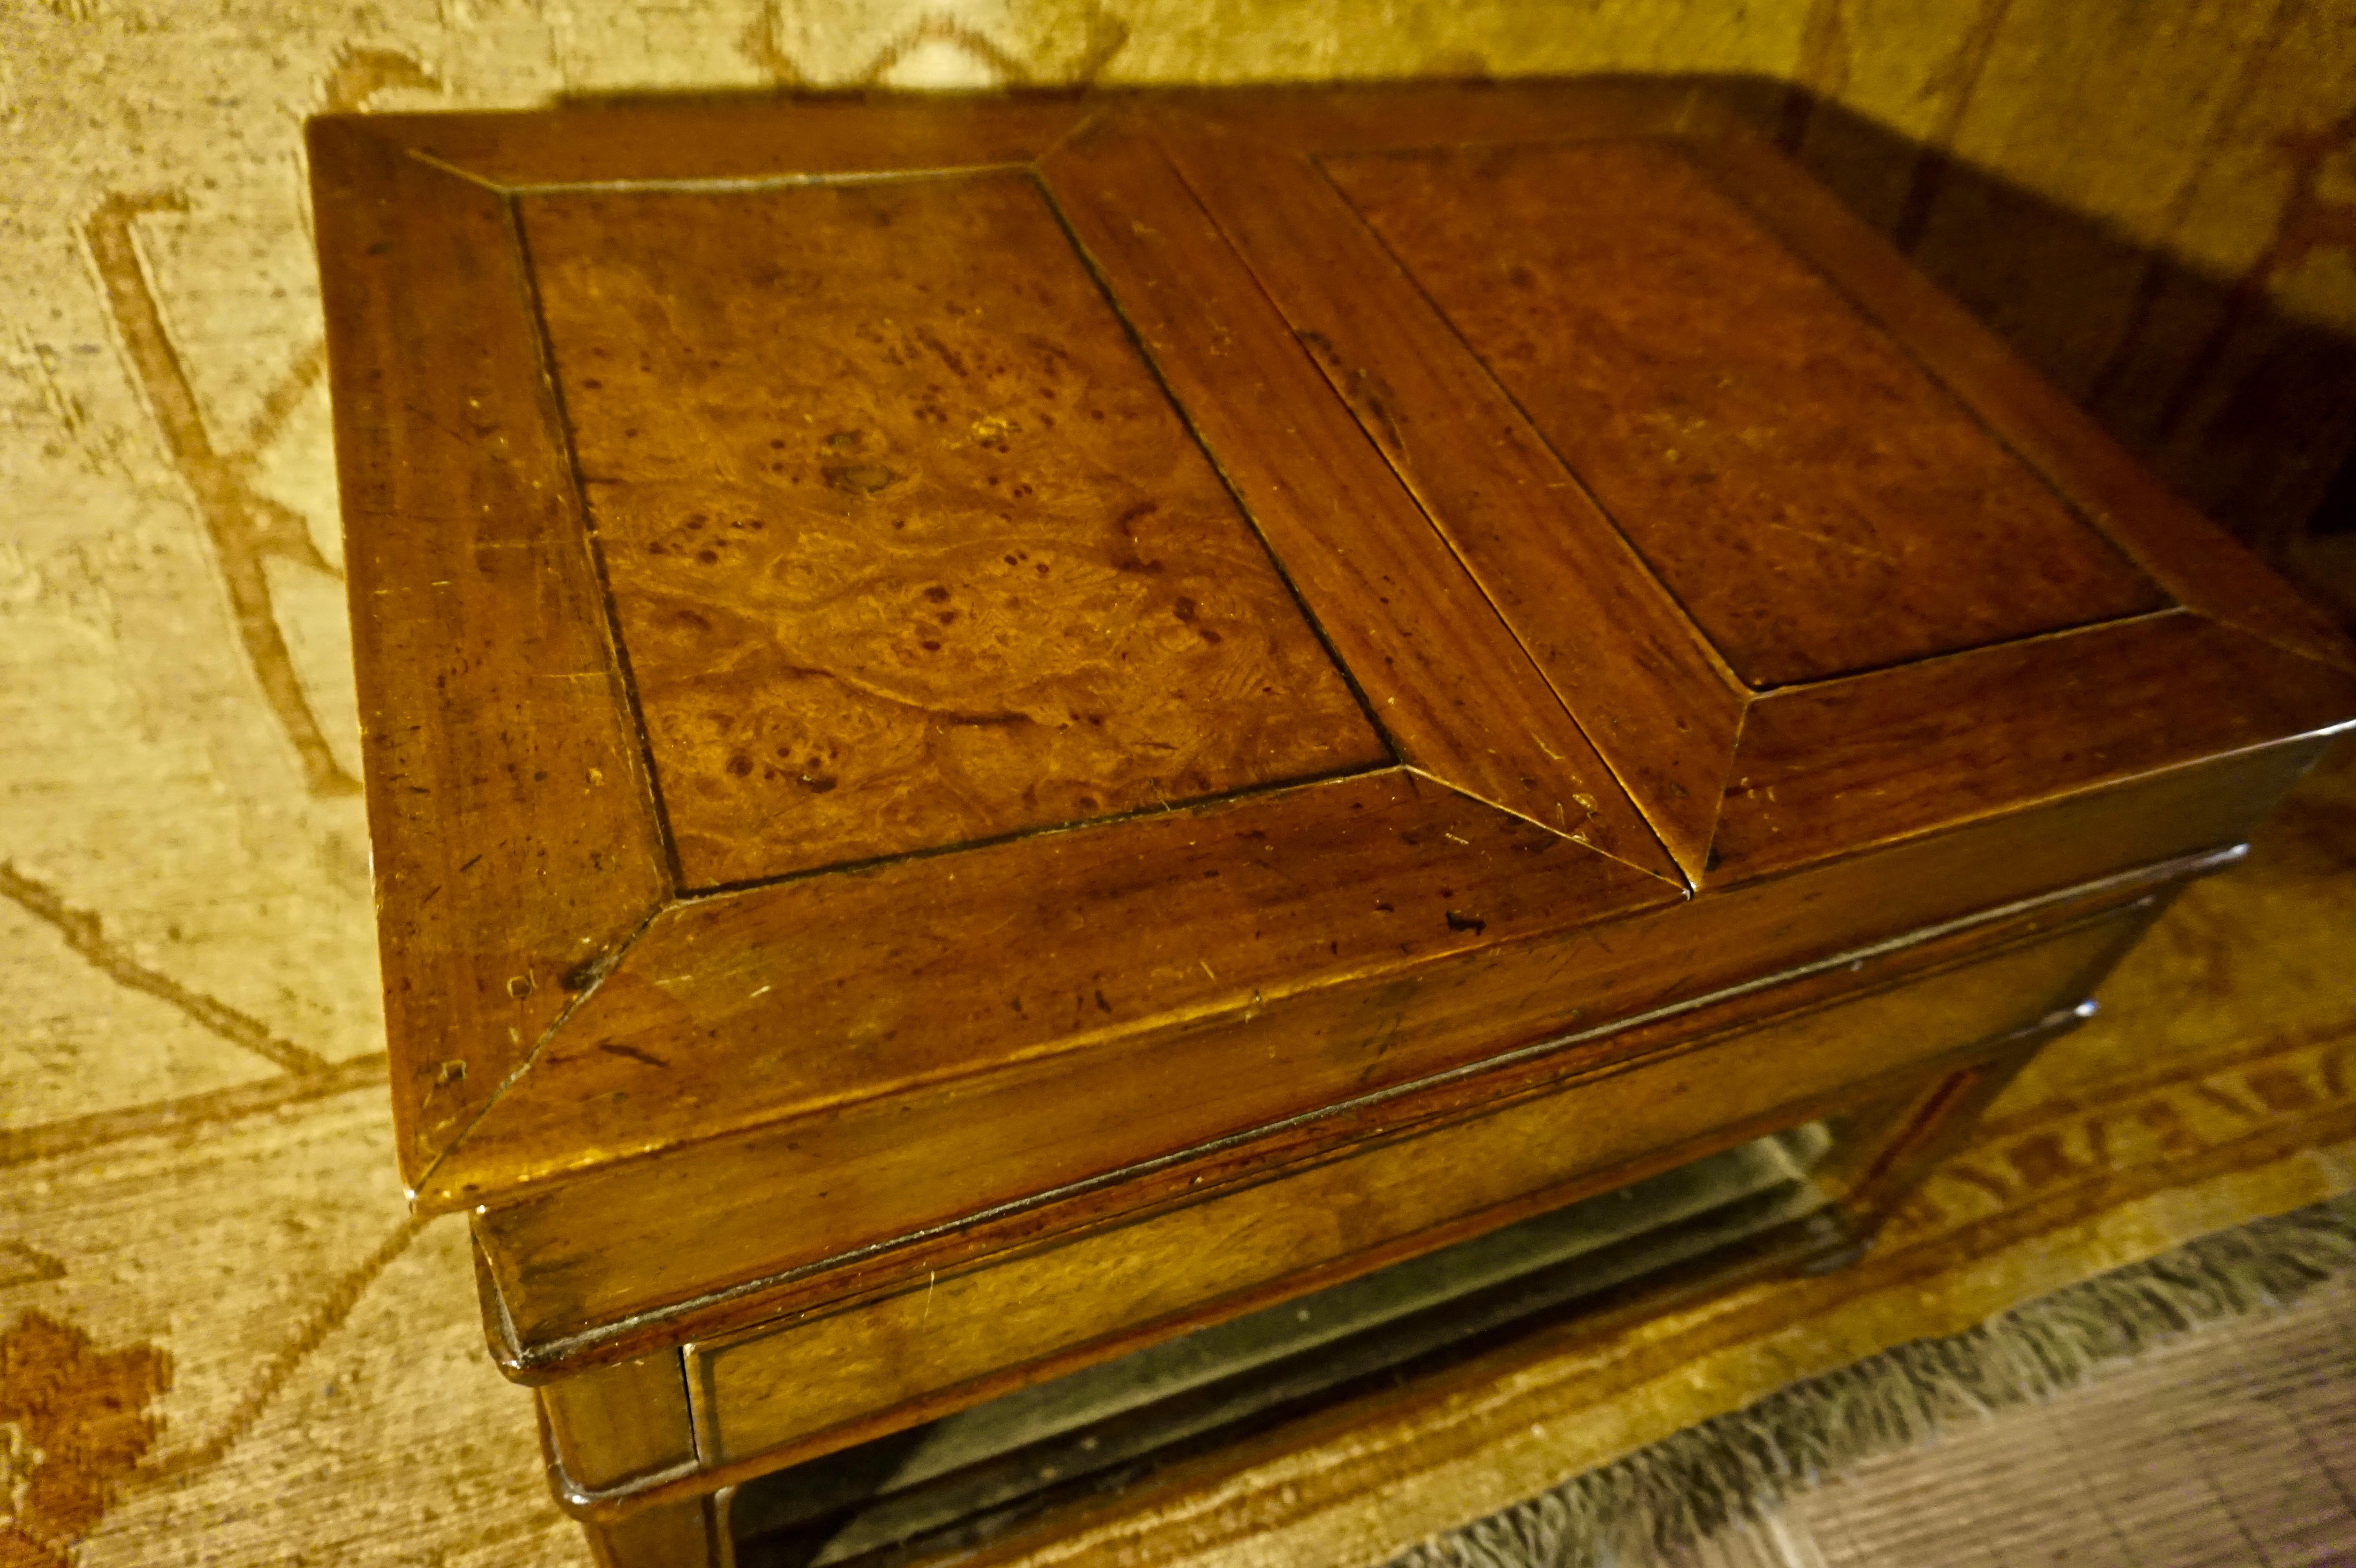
[313,83,2356,1225]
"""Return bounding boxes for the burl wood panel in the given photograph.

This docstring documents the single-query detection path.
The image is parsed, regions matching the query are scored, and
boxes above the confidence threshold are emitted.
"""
[1680,130,2356,678]
[522,171,1387,886]
[1323,139,2171,688]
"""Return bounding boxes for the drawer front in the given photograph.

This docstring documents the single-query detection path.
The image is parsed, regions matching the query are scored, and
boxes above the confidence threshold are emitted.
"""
[690,906,2135,1466]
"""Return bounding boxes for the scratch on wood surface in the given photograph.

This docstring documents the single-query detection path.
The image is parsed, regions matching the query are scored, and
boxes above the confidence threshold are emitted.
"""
[1764,519,1898,566]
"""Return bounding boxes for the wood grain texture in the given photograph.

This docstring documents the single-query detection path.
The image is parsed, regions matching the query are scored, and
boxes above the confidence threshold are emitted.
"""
[1713,613,2356,880]
[1685,126,2356,677]
[522,171,1385,885]
[470,845,2221,1366]
[310,88,2356,1432]
[358,97,1091,189]
[1039,114,1681,878]
[676,905,2143,1485]
[310,119,669,1189]
[537,1350,694,1494]
[517,887,2147,1529]
[1152,107,1746,880]
[424,769,1676,1219]
[576,1491,717,1568]
[1321,137,2170,689]
[1142,78,1744,155]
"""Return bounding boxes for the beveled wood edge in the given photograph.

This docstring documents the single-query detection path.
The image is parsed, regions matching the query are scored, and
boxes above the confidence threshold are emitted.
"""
[417,768,1680,1215]
[469,838,2242,1387]
[687,891,2163,1361]
[1115,86,2356,891]
[1140,99,1748,881]
[530,972,2125,1522]
[310,118,677,1192]
[1679,121,2356,677]
[1707,613,2356,882]
[475,728,2303,1372]
[1038,112,1682,880]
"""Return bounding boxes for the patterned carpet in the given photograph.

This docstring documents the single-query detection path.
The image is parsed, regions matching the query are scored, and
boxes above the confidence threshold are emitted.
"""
[4,6,2354,1567]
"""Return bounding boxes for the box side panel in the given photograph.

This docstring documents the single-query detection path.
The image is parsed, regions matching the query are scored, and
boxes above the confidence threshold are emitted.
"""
[473,742,2293,1367]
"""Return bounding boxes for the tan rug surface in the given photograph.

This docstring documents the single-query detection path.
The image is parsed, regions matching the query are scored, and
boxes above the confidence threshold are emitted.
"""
[6,6,2356,1568]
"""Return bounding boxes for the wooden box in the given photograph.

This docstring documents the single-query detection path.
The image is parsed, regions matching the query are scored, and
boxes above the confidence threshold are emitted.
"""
[311,82,2356,1566]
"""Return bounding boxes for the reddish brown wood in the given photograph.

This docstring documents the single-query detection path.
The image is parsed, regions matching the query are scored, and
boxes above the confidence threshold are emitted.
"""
[423,769,1677,1215]
[310,84,2356,1562]
[540,889,2156,1512]
[1150,109,1747,879]
[1318,136,2167,688]
[1039,117,1679,874]
[521,170,1385,885]
[1682,126,2356,676]
[471,844,2215,1365]
[1712,612,2356,879]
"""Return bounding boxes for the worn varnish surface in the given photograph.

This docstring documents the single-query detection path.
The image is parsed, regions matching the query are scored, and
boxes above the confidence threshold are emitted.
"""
[525,174,1385,885]
[1149,111,1747,878]
[689,904,2139,1470]
[311,82,2356,1391]
[1038,119,1674,872]
[1322,138,2169,689]
[428,769,1678,1217]
[311,122,669,1183]
[480,854,2187,1363]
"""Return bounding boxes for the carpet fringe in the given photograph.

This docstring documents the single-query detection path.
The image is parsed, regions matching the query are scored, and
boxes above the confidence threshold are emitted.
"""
[1389,1192,2356,1568]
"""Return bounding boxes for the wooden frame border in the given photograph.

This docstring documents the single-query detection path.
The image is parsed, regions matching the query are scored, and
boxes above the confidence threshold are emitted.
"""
[313,82,2356,1357]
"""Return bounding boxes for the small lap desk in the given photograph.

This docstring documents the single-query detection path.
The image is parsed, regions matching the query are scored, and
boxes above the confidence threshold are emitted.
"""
[310,81,2356,1568]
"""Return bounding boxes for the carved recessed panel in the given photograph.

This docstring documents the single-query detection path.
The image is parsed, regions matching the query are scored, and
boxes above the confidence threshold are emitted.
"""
[1324,140,2171,689]
[522,171,1387,887]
